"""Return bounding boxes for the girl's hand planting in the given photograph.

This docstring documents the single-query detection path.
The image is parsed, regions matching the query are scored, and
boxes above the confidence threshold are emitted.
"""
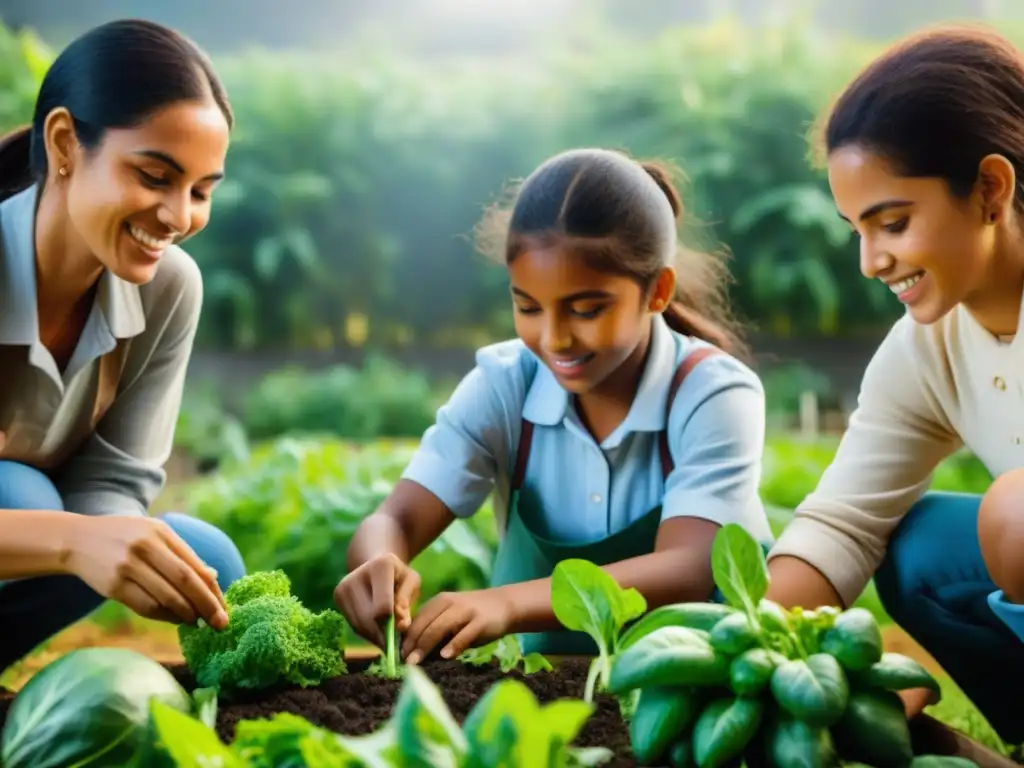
[334,552,421,649]
[402,588,516,665]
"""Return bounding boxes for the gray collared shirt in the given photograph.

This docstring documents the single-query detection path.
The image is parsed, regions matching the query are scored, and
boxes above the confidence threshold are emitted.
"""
[0,183,203,516]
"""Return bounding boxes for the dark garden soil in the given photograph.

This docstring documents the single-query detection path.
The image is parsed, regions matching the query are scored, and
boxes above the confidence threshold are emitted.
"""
[1,656,1019,768]
[166,656,638,766]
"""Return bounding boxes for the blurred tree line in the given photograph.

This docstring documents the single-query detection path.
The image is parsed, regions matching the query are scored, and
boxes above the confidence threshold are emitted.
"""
[3,17,1023,352]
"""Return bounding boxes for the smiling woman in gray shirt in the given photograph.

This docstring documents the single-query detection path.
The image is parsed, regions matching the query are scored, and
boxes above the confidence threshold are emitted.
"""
[0,19,246,668]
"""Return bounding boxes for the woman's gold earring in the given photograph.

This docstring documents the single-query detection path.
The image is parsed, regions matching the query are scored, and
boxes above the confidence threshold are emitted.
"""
[58,166,67,177]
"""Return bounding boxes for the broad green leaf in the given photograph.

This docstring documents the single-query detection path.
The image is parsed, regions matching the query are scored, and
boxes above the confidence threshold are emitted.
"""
[234,711,370,768]
[770,653,850,728]
[392,666,466,767]
[711,523,769,615]
[463,682,529,764]
[820,607,883,671]
[148,702,244,767]
[192,688,219,730]
[522,652,554,674]
[629,686,702,765]
[551,559,647,656]
[463,679,594,767]
[849,652,941,696]
[457,635,552,675]
[765,716,838,768]
[619,602,736,651]
[692,697,764,768]
[332,726,402,768]
[540,698,596,752]
[607,626,730,694]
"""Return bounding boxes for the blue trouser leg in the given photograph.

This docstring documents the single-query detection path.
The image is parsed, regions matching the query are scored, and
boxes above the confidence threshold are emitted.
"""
[874,491,1024,744]
[0,460,246,671]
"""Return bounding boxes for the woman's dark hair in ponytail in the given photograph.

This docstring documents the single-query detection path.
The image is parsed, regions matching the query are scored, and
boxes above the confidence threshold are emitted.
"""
[0,18,232,202]
[475,147,749,361]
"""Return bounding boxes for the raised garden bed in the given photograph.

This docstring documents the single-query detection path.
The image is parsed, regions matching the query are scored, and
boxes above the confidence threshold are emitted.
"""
[167,654,636,766]
[0,525,1020,767]
[0,653,1016,767]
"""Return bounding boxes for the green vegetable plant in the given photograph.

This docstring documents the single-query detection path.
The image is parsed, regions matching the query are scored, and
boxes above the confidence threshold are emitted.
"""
[178,569,348,693]
[367,614,405,680]
[550,558,648,703]
[459,634,554,675]
[603,523,959,768]
[143,664,614,767]
[0,647,209,768]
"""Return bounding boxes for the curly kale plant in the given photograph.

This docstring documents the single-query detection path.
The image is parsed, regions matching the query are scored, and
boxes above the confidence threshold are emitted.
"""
[178,570,347,692]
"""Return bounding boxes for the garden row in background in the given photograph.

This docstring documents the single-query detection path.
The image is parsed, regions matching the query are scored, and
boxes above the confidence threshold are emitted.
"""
[7,16,1024,354]
[168,352,937,475]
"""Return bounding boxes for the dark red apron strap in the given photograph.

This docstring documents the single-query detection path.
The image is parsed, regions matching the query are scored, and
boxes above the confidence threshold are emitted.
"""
[511,419,535,492]
[658,347,723,480]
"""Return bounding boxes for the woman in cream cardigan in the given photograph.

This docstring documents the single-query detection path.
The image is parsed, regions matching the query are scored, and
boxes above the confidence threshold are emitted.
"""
[766,25,1024,743]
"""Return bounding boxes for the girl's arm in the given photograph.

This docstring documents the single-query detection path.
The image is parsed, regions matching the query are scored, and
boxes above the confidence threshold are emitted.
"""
[498,354,769,632]
[345,480,457,571]
[346,357,514,572]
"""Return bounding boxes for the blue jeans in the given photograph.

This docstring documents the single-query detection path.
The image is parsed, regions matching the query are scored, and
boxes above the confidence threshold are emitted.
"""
[0,460,246,670]
[875,491,1024,744]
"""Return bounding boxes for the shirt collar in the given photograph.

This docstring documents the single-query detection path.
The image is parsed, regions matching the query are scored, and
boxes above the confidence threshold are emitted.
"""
[522,313,681,436]
[0,183,146,345]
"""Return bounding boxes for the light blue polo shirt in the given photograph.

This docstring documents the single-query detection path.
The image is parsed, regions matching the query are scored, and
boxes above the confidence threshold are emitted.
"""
[403,314,774,546]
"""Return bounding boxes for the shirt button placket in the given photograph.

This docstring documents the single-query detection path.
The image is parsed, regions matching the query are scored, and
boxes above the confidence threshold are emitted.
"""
[589,448,611,536]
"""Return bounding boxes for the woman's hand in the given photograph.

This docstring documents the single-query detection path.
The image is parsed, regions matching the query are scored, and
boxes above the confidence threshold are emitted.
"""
[401,588,517,665]
[66,515,229,630]
[334,552,422,649]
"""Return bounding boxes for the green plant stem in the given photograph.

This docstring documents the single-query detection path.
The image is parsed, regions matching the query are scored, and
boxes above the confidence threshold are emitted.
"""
[789,631,809,660]
[583,656,604,703]
[385,614,397,678]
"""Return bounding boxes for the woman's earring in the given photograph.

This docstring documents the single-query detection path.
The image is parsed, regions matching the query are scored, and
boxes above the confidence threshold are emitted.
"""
[58,166,67,177]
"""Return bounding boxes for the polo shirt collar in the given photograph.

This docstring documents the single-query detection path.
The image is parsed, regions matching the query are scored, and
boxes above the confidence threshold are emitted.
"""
[0,183,146,346]
[522,313,680,437]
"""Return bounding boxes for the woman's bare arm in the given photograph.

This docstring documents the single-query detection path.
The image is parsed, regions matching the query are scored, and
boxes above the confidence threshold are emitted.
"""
[765,555,844,609]
[0,509,79,579]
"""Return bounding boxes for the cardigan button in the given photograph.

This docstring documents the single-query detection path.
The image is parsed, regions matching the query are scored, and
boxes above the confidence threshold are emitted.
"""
[994,376,1007,391]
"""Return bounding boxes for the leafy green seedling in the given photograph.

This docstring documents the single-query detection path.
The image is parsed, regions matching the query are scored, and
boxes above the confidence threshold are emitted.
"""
[459,635,553,675]
[143,663,614,768]
[710,523,769,622]
[550,559,647,702]
[146,701,245,767]
[367,614,404,680]
[462,675,612,767]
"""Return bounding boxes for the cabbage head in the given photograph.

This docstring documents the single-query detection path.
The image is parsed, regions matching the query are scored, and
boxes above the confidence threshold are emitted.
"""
[1,647,193,767]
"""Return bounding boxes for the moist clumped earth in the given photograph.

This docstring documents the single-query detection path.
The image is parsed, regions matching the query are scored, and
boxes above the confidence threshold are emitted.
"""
[169,656,636,767]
